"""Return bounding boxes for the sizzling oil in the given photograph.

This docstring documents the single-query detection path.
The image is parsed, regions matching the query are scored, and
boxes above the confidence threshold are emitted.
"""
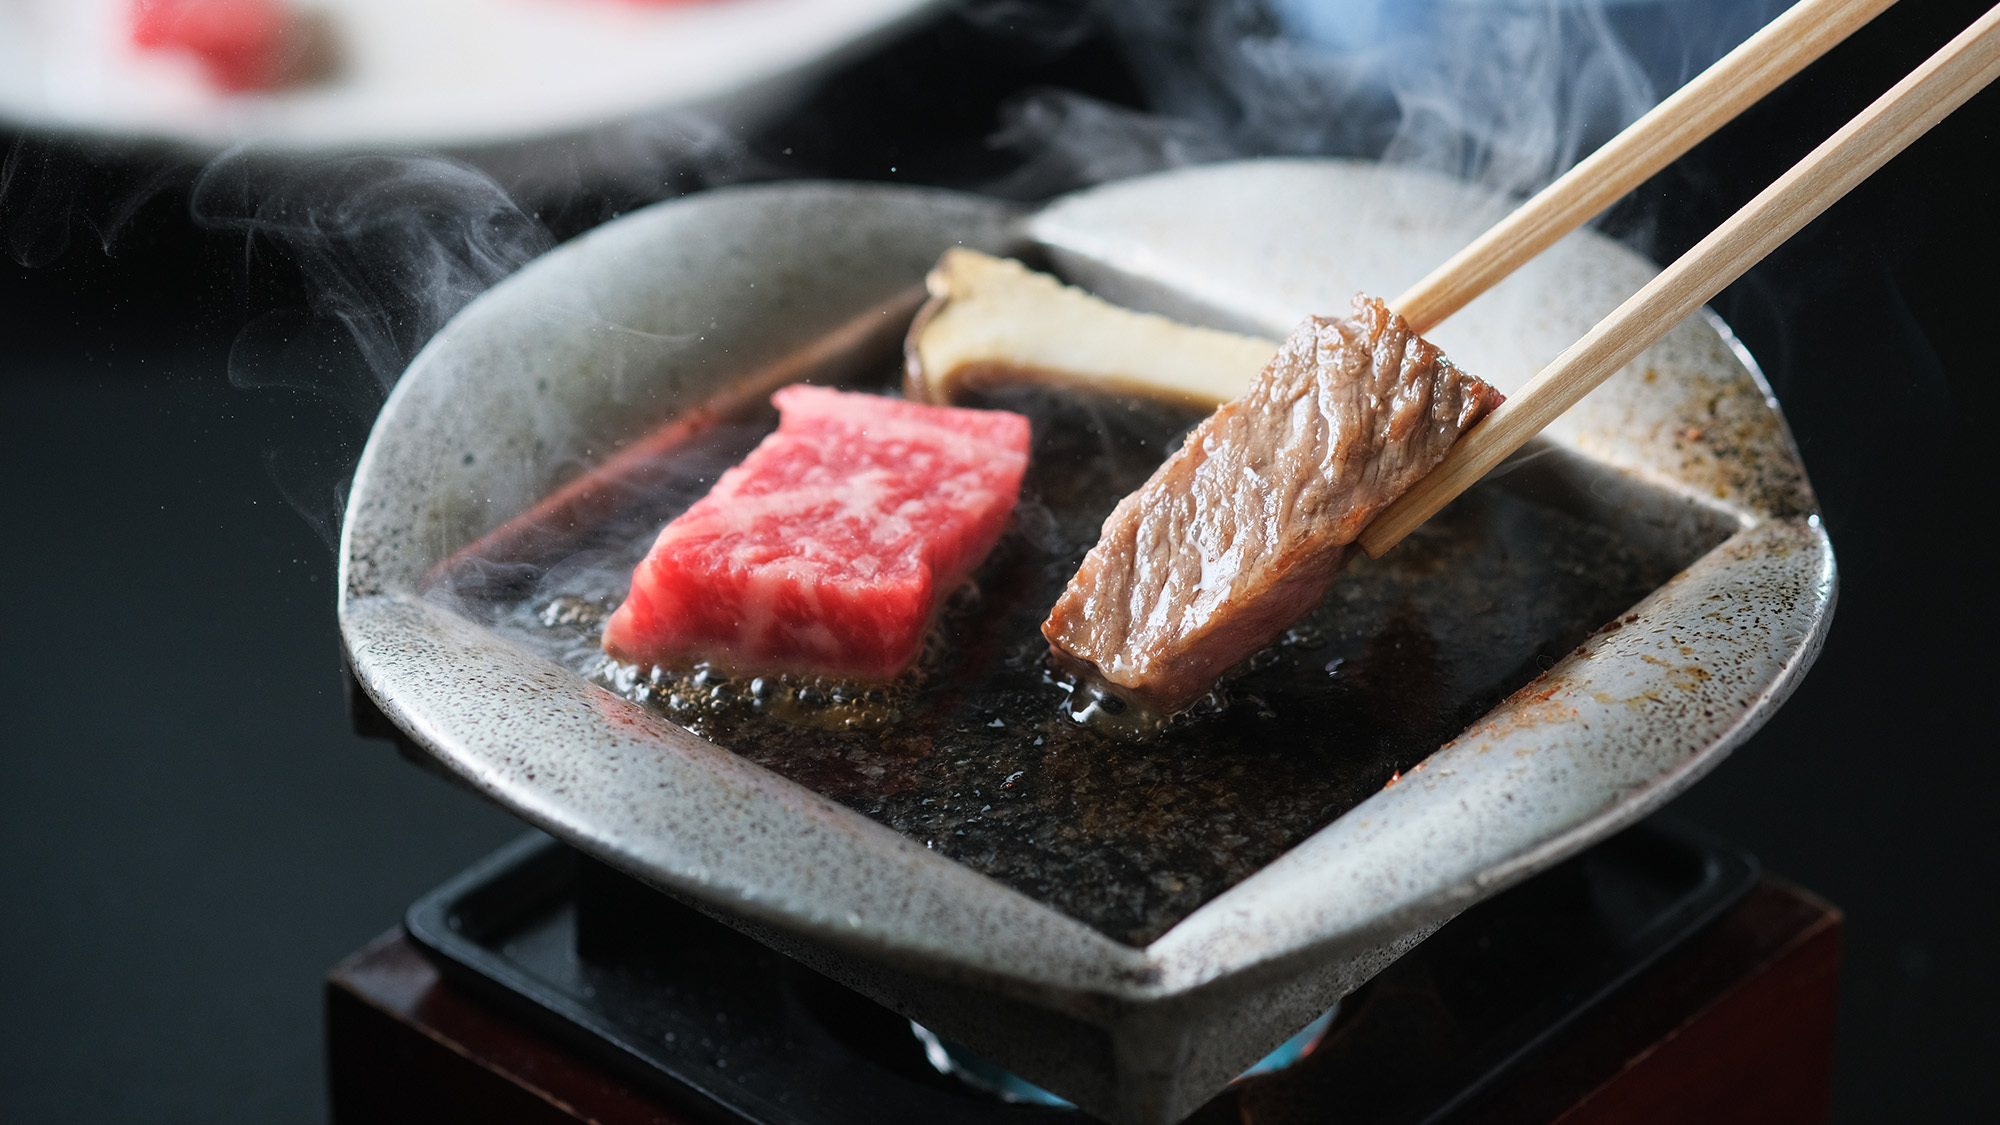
[480,384,1678,947]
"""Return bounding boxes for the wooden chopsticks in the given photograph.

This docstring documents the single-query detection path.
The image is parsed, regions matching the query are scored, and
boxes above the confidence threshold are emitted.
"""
[1359,1,2000,558]
[1393,0,1900,334]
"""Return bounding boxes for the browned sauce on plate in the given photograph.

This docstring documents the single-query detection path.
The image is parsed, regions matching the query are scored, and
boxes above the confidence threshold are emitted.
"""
[458,378,1688,946]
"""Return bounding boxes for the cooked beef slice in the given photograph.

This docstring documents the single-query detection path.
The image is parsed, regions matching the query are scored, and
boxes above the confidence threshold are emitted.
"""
[1042,294,1503,715]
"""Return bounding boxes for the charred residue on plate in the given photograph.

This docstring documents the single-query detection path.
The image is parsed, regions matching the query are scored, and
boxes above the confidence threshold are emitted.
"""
[1574,322,1814,522]
[475,380,1690,947]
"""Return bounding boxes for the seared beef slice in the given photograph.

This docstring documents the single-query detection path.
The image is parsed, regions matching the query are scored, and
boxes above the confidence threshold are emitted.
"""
[1042,294,1503,715]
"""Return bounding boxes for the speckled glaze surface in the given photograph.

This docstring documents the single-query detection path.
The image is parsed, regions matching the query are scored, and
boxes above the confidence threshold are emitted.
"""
[339,163,1835,1124]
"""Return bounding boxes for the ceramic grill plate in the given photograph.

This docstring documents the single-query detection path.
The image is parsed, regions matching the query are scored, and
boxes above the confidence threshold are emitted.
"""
[338,161,1834,1124]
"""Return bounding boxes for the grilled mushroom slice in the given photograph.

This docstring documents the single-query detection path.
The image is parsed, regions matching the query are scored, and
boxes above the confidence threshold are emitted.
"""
[904,249,1277,409]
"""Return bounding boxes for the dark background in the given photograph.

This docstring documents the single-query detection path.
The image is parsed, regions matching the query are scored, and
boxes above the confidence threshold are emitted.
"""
[2,0,1994,1120]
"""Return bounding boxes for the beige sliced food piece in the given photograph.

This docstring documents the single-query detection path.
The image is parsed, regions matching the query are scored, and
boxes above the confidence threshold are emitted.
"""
[903,249,1279,409]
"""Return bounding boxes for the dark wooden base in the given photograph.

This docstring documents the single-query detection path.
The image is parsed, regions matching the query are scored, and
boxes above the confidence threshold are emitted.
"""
[326,876,1840,1125]
[1452,875,1842,1125]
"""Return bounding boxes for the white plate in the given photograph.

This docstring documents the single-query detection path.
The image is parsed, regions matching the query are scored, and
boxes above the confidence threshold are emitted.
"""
[0,0,940,151]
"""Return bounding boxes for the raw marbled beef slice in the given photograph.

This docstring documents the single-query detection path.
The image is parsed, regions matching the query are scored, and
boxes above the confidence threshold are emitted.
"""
[604,385,1031,681]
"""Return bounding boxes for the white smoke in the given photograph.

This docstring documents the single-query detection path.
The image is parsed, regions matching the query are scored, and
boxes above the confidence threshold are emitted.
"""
[193,149,553,392]
[987,0,1790,207]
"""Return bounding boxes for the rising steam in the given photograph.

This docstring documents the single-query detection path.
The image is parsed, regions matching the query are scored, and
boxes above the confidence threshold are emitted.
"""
[987,0,1789,205]
[193,150,554,392]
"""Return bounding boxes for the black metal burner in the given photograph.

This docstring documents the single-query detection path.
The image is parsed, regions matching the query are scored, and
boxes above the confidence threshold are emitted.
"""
[405,821,1755,1125]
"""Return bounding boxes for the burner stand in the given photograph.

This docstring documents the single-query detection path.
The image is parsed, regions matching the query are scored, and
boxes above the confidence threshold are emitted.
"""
[322,820,1839,1124]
